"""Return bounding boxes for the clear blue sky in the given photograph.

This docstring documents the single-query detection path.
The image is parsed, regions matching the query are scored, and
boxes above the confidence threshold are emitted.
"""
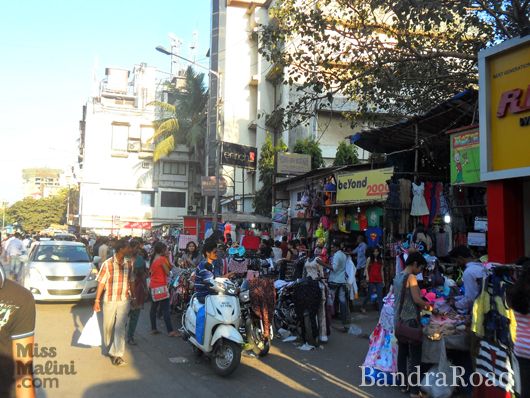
[0,0,211,203]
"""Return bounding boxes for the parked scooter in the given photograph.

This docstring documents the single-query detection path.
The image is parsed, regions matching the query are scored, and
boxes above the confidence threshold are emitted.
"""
[238,278,275,357]
[181,278,243,376]
[273,277,321,346]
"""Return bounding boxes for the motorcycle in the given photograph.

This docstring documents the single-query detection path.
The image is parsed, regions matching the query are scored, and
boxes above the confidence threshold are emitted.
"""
[238,278,275,357]
[181,278,243,376]
[273,277,321,346]
[170,268,194,313]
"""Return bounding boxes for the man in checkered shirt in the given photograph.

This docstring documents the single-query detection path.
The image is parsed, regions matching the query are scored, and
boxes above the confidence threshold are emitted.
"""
[93,239,134,366]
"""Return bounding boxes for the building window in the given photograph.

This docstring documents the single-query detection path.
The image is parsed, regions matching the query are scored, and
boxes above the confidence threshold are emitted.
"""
[140,125,154,151]
[141,192,154,207]
[162,161,186,176]
[160,191,186,208]
[111,123,130,152]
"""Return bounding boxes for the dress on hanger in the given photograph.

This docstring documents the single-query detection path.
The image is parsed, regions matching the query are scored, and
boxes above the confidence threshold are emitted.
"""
[410,182,430,216]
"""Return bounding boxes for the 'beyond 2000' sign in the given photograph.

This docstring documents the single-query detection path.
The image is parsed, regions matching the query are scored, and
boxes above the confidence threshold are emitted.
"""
[221,142,257,169]
[336,167,394,203]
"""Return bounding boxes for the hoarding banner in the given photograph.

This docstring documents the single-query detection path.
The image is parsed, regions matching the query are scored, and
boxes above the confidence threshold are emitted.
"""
[336,167,394,203]
[450,127,480,185]
[221,142,257,169]
[201,176,228,196]
[276,152,312,175]
[479,36,530,180]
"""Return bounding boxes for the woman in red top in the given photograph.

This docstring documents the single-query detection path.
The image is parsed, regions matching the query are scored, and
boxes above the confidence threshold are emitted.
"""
[361,247,385,313]
[149,242,179,337]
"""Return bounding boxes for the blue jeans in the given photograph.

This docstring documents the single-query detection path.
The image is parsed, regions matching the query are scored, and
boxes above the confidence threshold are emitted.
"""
[150,298,173,333]
[329,283,350,326]
[363,282,384,310]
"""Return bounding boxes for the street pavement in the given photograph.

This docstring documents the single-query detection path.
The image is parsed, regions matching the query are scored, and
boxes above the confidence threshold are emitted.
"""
[32,301,404,398]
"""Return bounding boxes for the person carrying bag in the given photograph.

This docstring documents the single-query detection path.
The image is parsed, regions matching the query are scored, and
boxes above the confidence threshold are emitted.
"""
[393,252,431,398]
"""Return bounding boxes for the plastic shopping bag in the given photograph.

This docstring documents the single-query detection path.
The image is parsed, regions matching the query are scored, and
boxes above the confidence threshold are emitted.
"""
[420,340,455,398]
[77,312,102,347]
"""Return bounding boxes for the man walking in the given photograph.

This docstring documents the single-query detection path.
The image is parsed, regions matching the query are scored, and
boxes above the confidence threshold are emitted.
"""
[93,239,133,366]
[6,233,24,279]
[329,241,350,332]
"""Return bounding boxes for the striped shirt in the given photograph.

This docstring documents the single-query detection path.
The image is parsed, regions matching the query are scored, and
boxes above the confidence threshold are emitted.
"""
[96,255,132,302]
[514,311,530,359]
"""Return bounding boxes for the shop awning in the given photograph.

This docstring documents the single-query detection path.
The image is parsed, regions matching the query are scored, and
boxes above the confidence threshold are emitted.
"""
[221,213,272,224]
[347,89,479,155]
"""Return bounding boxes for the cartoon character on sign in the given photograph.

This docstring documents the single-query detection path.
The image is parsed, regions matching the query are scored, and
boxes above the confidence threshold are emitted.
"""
[454,151,469,184]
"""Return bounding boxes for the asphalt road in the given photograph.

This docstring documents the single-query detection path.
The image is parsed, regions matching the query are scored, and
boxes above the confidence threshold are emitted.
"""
[32,301,404,398]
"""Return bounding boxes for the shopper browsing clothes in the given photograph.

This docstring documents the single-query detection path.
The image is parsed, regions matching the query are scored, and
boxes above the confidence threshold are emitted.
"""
[361,247,385,313]
[393,252,432,398]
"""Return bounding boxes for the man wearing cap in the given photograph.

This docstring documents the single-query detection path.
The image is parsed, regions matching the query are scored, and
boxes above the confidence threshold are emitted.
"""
[450,245,487,312]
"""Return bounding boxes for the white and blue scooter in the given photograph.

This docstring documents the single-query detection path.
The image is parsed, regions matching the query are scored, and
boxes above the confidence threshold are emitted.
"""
[182,277,243,376]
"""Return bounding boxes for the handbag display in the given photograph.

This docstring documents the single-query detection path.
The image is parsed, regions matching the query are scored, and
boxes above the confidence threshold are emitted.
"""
[150,285,170,302]
[395,274,423,345]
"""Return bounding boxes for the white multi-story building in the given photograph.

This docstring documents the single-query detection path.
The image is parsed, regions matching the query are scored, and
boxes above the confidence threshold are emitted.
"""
[22,168,64,199]
[208,0,368,213]
[78,64,198,235]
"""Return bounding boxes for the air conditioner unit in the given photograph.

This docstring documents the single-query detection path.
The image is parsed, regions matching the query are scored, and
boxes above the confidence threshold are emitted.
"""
[128,140,141,152]
[187,205,197,212]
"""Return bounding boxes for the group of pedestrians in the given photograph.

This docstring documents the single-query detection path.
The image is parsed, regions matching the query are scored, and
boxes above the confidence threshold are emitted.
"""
[92,237,181,366]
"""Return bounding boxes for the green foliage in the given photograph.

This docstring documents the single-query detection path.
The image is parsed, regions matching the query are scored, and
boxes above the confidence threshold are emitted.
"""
[259,0,529,128]
[151,66,208,166]
[333,141,359,166]
[7,188,69,233]
[293,138,324,170]
[253,133,287,217]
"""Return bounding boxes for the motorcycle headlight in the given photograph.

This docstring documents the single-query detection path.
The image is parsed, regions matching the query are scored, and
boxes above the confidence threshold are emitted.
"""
[87,267,98,281]
[29,267,43,282]
[239,290,250,302]
[225,282,237,295]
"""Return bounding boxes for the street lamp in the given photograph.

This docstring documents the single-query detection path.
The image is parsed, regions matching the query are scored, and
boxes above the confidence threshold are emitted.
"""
[155,45,224,227]
[1,201,8,230]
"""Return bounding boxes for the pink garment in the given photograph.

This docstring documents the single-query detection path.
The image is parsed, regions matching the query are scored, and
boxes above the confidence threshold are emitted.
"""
[228,258,249,274]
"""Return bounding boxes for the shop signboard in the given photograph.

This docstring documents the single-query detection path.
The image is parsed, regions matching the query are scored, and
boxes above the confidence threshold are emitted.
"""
[221,142,257,170]
[479,35,530,180]
[201,176,228,196]
[336,167,394,203]
[449,127,480,185]
[276,152,312,175]
[122,221,152,230]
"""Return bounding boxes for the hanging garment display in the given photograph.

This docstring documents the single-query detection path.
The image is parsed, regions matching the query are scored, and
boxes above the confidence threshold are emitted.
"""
[337,208,348,233]
[399,179,412,234]
[350,209,368,231]
[366,207,384,228]
[386,179,401,225]
[365,227,383,248]
[421,181,433,226]
[410,181,430,216]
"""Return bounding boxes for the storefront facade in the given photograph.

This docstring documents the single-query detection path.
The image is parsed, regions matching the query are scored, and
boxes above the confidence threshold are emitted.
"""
[479,35,530,262]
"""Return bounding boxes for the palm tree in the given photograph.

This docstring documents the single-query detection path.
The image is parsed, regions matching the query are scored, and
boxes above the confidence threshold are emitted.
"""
[150,66,208,168]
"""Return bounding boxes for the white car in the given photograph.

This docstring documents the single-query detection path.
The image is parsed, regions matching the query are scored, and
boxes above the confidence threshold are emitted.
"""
[21,241,98,301]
